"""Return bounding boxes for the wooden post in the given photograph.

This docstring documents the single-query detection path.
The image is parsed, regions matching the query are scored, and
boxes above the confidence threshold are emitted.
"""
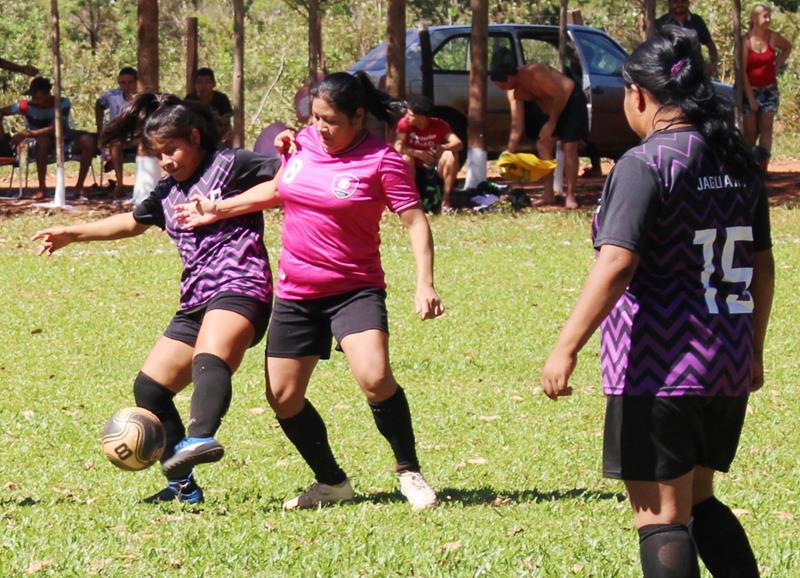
[643,0,657,40]
[232,0,245,148]
[386,0,406,100]
[732,0,744,129]
[465,0,488,189]
[186,17,198,97]
[558,0,568,72]
[50,0,66,207]
[138,0,159,92]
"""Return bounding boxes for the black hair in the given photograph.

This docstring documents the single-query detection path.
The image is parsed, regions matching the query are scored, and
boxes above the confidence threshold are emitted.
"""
[100,92,219,152]
[28,76,53,95]
[118,67,138,79]
[622,26,757,180]
[489,47,518,82]
[407,96,434,115]
[194,67,216,84]
[309,71,405,127]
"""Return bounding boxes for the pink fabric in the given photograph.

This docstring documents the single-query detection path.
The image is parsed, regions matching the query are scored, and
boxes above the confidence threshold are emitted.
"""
[396,116,452,166]
[276,126,421,300]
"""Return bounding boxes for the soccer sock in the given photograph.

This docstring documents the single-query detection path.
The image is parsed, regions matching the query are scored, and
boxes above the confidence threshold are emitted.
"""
[638,524,700,578]
[188,353,232,439]
[690,497,760,577]
[133,371,185,463]
[277,400,347,486]
[368,386,421,473]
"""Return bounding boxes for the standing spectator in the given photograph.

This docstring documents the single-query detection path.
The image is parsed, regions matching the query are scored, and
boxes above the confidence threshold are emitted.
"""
[743,3,792,173]
[0,57,39,76]
[656,0,719,76]
[96,67,139,198]
[491,50,588,209]
[542,28,773,578]
[0,77,97,201]
[394,96,463,214]
[176,72,444,512]
[185,68,234,147]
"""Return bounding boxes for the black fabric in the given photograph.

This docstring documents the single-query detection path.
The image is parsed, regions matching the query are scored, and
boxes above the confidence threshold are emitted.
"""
[752,181,772,252]
[164,292,271,348]
[185,90,234,117]
[231,149,281,191]
[656,12,713,47]
[638,524,701,578]
[690,497,760,577]
[368,386,420,472]
[277,400,347,486]
[414,166,443,214]
[132,371,185,466]
[133,186,169,229]
[188,353,232,438]
[603,395,749,481]
[522,86,588,143]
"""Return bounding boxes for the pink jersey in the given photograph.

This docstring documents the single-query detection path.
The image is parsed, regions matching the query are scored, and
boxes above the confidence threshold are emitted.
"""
[276,126,421,300]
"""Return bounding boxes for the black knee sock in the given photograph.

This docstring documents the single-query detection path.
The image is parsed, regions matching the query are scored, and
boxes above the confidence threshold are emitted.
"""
[188,353,232,438]
[133,371,185,463]
[277,400,347,486]
[368,386,420,473]
[690,497,759,577]
[638,524,700,578]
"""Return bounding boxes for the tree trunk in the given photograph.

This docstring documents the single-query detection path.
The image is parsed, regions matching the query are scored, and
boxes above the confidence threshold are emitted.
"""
[386,0,406,100]
[186,17,198,97]
[308,0,322,82]
[51,0,66,206]
[643,0,657,40]
[732,0,744,129]
[465,0,488,189]
[138,0,159,92]
[558,0,568,73]
[232,0,245,148]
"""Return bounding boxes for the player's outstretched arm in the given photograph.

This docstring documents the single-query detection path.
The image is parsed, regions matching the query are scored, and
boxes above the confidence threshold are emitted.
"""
[176,170,283,229]
[399,207,444,320]
[541,244,639,400]
[31,212,149,256]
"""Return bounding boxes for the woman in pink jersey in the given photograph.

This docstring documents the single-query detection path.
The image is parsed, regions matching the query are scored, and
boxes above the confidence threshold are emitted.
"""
[177,72,444,511]
[742,3,792,172]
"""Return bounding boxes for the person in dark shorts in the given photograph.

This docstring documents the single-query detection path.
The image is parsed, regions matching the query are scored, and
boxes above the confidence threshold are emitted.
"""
[32,93,280,504]
[490,49,588,209]
[185,68,234,147]
[542,28,774,578]
[176,71,445,512]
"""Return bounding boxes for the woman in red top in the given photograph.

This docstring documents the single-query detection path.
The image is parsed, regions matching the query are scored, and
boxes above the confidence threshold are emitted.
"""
[742,3,792,172]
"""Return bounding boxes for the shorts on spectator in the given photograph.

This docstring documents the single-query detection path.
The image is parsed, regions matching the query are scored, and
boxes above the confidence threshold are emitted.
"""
[744,83,779,115]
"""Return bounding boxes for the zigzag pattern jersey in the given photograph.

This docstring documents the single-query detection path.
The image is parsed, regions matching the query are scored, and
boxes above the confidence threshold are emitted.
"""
[593,128,771,397]
[134,149,280,310]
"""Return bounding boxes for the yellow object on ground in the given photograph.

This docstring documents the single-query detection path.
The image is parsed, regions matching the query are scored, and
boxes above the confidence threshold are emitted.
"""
[497,151,557,183]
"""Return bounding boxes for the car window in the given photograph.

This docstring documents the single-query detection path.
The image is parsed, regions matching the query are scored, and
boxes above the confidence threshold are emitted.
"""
[520,38,560,69]
[433,34,514,72]
[574,33,626,76]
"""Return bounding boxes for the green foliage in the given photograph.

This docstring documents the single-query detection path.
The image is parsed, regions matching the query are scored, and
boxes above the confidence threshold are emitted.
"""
[1,208,799,575]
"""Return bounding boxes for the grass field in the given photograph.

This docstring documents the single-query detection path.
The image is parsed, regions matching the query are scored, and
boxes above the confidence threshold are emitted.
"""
[1,206,798,577]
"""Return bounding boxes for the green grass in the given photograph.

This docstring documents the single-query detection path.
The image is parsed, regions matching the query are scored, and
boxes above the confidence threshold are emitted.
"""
[1,206,798,576]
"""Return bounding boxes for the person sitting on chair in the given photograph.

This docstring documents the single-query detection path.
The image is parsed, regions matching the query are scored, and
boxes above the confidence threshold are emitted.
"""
[185,68,234,148]
[394,96,463,213]
[96,66,139,198]
[0,76,98,200]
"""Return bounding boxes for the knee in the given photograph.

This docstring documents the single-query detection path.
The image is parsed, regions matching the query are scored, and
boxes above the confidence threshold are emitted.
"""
[265,378,304,413]
[133,371,174,409]
[354,365,395,400]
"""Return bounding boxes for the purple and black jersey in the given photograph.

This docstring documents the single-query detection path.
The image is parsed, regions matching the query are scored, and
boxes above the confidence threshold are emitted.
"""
[134,149,280,311]
[593,128,771,397]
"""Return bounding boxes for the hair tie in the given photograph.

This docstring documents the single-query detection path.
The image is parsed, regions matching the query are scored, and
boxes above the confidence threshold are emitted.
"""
[670,57,688,78]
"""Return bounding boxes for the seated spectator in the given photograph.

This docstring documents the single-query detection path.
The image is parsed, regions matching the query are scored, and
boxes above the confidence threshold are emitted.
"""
[0,77,98,200]
[394,96,463,213]
[95,66,138,197]
[185,67,234,147]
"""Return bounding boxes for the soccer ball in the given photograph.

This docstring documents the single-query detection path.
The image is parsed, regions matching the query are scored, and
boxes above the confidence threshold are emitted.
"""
[101,407,166,471]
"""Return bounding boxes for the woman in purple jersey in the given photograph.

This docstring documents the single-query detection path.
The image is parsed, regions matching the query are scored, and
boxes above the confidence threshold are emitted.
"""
[542,28,774,578]
[32,94,279,504]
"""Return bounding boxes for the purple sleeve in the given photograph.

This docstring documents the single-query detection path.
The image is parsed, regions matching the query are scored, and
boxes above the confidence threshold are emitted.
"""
[379,148,421,213]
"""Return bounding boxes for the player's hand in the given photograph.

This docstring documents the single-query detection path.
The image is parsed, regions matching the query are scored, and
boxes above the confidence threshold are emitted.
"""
[175,193,219,229]
[751,351,765,392]
[541,348,576,400]
[31,226,75,256]
[414,284,444,320]
[274,129,298,156]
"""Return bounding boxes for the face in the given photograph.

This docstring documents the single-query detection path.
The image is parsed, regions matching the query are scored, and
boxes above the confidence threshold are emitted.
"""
[404,109,428,129]
[148,130,203,182]
[194,75,215,98]
[668,0,690,17]
[30,90,52,108]
[118,74,137,98]
[491,74,517,92]
[311,96,363,154]
[753,8,771,28]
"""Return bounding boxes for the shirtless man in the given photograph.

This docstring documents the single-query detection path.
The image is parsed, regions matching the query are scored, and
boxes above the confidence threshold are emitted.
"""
[491,51,588,209]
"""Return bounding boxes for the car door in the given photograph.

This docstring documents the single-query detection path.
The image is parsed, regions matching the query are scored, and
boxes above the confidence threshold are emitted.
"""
[571,29,639,158]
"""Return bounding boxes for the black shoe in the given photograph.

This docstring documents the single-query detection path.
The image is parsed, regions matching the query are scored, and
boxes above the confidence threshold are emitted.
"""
[143,476,204,504]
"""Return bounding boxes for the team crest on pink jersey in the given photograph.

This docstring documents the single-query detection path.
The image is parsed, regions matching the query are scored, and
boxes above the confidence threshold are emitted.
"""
[331,173,360,199]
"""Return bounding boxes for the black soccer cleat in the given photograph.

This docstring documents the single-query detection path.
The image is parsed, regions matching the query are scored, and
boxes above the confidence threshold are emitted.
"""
[143,475,204,504]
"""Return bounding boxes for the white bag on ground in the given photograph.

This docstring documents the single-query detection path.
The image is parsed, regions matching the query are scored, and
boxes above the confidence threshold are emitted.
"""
[133,156,161,206]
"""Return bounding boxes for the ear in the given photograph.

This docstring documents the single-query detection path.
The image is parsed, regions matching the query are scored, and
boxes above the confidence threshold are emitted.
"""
[632,85,647,113]
[190,127,202,146]
[354,107,366,126]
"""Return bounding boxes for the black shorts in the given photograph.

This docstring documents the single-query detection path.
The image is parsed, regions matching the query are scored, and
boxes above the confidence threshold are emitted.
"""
[524,87,589,143]
[164,292,271,348]
[603,395,749,482]
[267,288,389,360]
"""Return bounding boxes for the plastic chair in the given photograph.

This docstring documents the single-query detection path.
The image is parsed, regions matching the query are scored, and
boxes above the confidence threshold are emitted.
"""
[253,122,288,158]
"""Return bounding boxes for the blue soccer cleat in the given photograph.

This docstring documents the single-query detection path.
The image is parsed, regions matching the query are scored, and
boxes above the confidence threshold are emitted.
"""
[143,474,204,504]
[161,437,225,479]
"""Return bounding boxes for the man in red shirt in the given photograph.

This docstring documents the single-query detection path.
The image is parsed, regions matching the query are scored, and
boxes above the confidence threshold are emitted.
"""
[394,97,463,213]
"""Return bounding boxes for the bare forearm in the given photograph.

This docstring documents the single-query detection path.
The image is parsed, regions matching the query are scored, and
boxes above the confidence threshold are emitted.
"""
[214,178,280,218]
[67,213,149,242]
[751,250,775,354]
[402,208,435,288]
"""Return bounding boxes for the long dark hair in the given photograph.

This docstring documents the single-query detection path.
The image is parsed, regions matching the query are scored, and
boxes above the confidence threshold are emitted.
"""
[100,92,220,152]
[309,71,405,127]
[622,27,757,180]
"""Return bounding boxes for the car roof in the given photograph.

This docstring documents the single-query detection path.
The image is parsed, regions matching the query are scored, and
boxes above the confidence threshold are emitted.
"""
[424,23,602,34]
